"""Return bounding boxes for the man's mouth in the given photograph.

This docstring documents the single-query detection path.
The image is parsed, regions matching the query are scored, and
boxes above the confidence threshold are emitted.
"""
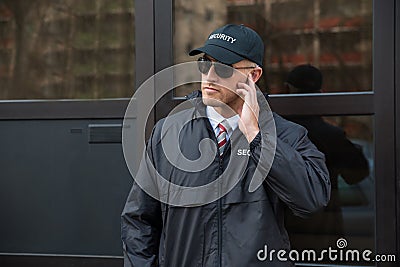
[203,86,219,93]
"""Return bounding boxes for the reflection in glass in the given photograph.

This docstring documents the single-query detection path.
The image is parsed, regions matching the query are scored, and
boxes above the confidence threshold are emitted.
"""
[0,0,135,100]
[282,64,374,264]
[283,115,374,264]
[174,0,372,96]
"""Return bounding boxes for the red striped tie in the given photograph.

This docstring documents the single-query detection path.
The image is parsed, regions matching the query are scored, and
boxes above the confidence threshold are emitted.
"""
[217,122,227,157]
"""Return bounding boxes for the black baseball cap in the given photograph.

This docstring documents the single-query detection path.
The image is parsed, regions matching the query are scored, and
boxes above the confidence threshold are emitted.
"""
[189,24,264,67]
[286,64,322,93]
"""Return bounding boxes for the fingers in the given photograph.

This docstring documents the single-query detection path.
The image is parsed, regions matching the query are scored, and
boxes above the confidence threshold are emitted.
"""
[247,72,255,87]
[237,73,256,90]
[235,88,248,99]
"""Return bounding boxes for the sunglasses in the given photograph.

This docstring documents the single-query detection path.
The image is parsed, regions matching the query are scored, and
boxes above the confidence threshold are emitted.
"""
[197,56,256,78]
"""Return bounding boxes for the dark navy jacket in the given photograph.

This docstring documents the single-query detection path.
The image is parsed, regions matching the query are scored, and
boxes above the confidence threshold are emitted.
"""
[121,90,330,267]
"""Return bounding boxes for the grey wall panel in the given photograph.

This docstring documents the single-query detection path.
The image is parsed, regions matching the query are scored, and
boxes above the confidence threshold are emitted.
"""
[0,119,135,256]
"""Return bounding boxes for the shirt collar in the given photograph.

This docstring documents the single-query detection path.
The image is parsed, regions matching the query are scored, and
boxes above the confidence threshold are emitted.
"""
[206,106,239,135]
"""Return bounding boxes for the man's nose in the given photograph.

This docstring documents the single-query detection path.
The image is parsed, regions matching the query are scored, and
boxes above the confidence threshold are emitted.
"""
[205,65,218,82]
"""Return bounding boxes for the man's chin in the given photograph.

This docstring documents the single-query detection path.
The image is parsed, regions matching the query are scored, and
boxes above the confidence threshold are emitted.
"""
[202,97,224,107]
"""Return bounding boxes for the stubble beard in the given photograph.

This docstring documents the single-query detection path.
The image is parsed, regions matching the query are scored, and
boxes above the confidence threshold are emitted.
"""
[202,94,242,118]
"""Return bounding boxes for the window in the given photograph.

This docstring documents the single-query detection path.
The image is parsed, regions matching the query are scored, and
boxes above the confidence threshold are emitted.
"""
[173,0,372,96]
[0,0,135,100]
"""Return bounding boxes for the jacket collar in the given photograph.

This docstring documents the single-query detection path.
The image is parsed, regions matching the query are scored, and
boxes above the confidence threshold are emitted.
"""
[185,90,207,119]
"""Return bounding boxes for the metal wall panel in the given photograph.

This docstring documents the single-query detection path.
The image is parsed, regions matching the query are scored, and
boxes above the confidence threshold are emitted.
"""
[0,119,133,256]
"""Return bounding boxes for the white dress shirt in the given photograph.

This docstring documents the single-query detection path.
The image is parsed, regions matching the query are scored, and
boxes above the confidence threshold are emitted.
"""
[206,106,240,142]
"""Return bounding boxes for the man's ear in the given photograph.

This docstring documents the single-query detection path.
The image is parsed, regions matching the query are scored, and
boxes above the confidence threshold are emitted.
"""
[252,67,263,82]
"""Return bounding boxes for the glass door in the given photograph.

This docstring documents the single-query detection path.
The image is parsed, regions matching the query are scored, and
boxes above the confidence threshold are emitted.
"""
[152,0,397,266]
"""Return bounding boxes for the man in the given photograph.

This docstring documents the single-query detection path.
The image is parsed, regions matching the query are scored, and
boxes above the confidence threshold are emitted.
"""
[122,24,330,266]
[284,64,370,253]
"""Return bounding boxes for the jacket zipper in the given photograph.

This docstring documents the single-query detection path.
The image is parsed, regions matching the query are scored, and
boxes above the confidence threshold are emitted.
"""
[208,120,223,267]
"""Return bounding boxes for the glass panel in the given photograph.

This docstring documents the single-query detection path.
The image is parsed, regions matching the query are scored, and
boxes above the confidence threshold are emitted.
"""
[173,0,372,96]
[0,0,134,100]
[283,115,374,265]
